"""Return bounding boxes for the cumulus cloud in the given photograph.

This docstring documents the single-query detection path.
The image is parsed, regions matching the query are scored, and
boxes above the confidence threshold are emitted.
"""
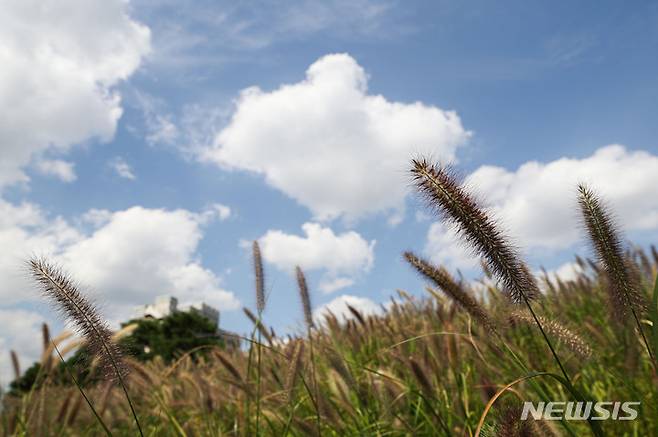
[0,200,239,384]
[541,261,585,284]
[0,199,83,306]
[424,145,658,269]
[0,0,150,189]
[110,157,136,180]
[258,222,375,293]
[60,206,239,318]
[424,222,479,272]
[313,294,382,325]
[0,202,239,315]
[466,145,658,249]
[0,309,45,385]
[203,53,470,221]
[34,160,77,182]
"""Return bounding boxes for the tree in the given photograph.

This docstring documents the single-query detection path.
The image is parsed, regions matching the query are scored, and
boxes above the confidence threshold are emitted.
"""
[120,311,225,362]
[6,311,225,396]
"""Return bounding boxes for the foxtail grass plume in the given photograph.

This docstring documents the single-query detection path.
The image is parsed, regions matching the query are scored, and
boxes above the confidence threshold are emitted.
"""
[285,339,304,403]
[411,159,538,303]
[577,184,646,321]
[243,307,274,345]
[42,323,50,354]
[214,351,243,383]
[10,350,20,381]
[408,358,433,399]
[346,304,366,327]
[27,257,126,380]
[404,251,495,331]
[296,266,314,329]
[252,240,266,314]
[510,311,592,359]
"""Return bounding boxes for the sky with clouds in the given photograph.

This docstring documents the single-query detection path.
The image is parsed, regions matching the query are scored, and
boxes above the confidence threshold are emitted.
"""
[1,0,658,384]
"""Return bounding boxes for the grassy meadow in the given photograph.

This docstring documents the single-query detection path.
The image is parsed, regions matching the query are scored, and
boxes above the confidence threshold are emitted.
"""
[2,159,657,436]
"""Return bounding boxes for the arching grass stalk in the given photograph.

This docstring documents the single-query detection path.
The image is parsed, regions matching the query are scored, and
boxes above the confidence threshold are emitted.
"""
[28,257,143,437]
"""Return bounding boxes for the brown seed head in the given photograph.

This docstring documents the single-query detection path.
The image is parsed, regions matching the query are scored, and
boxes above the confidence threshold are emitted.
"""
[27,257,126,381]
[404,251,496,331]
[578,184,646,321]
[296,266,314,329]
[411,159,538,303]
[252,241,265,314]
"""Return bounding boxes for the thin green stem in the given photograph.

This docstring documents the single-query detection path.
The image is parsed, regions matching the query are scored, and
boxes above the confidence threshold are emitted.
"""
[306,327,322,436]
[256,312,262,436]
[53,343,112,436]
[520,294,603,437]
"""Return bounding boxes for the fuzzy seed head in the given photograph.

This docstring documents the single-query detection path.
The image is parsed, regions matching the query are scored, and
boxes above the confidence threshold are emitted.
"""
[578,184,646,321]
[296,266,314,329]
[510,311,592,359]
[404,251,496,331]
[411,159,538,303]
[252,241,266,314]
[10,350,20,380]
[27,257,126,381]
[285,340,304,403]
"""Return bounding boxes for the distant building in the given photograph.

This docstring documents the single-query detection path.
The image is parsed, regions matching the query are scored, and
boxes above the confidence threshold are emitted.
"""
[141,296,180,320]
[187,302,220,327]
[139,295,220,326]
[136,295,239,349]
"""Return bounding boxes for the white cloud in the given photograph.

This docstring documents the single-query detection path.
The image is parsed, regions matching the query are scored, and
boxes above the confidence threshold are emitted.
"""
[110,157,136,180]
[313,294,382,325]
[0,309,45,386]
[318,277,355,294]
[0,199,83,306]
[424,222,479,272]
[258,222,375,293]
[203,53,470,222]
[60,206,240,319]
[541,261,585,284]
[211,204,232,221]
[135,92,181,147]
[142,0,402,70]
[34,160,77,183]
[0,0,150,189]
[196,203,232,223]
[0,201,239,315]
[0,200,239,384]
[466,145,658,249]
[423,145,658,269]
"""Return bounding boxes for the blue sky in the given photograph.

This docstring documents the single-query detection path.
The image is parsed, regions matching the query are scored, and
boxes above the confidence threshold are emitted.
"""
[1,0,658,383]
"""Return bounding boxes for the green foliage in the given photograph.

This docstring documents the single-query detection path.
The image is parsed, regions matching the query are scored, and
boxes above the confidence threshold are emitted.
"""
[120,311,225,363]
[7,347,102,397]
[8,362,42,396]
[6,311,224,398]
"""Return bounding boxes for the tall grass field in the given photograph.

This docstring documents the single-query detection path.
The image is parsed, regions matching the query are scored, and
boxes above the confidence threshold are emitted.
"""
[2,158,657,436]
